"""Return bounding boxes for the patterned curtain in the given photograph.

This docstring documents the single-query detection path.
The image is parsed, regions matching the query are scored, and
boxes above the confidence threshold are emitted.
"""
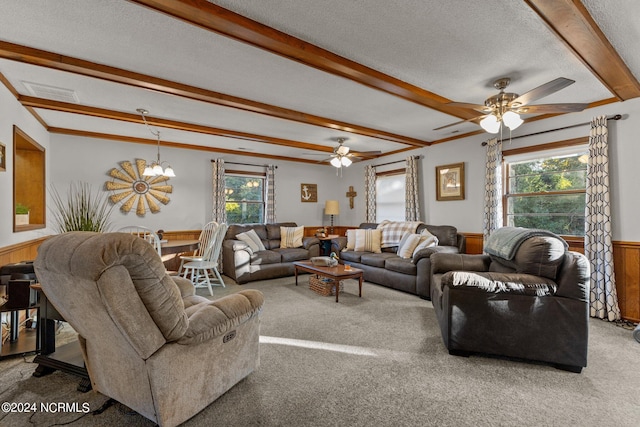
[483,138,502,244]
[365,165,376,222]
[405,156,420,221]
[585,116,620,321]
[265,165,276,223]
[211,158,226,223]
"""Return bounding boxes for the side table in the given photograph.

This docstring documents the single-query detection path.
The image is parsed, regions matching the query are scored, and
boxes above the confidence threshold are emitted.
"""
[317,234,339,256]
[30,284,91,392]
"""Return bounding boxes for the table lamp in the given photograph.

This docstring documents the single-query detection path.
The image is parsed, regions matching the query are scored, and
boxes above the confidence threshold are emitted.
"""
[324,200,340,234]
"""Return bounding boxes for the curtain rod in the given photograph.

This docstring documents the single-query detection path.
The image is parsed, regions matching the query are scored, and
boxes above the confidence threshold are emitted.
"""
[211,160,277,168]
[481,114,622,146]
[372,155,421,168]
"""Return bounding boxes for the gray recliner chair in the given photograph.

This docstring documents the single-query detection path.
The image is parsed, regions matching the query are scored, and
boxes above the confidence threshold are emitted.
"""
[34,231,264,426]
[430,227,589,373]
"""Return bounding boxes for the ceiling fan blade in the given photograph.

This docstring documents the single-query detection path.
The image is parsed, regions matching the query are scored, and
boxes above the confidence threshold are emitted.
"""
[514,103,588,114]
[510,77,575,107]
[433,115,487,131]
[447,102,492,113]
[350,150,382,157]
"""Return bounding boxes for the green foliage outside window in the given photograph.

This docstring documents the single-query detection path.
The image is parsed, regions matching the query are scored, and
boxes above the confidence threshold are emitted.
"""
[506,152,587,236]
[225,175,265,224]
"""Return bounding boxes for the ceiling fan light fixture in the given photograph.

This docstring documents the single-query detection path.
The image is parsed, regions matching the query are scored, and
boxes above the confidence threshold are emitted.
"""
[341,156,352,167]
[480,114,500,133]
[330,157,342,168]
[503,110,523,130]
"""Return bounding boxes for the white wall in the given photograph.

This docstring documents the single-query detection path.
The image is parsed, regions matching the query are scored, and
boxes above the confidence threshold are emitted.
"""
[48,134,345,232]
[3,85,639,247]
[0,84,51,247]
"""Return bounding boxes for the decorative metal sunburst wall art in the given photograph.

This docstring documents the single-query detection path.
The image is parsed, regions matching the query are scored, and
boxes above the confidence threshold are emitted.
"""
[105,159,172,216]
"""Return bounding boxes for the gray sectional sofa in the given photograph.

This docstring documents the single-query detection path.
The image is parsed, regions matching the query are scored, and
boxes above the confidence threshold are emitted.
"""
[222,222,320,284]
[331,223,466,299]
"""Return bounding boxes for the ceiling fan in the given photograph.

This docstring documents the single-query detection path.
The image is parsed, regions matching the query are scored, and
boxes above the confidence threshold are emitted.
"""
[326,137,381,168]
[434,77,589,133]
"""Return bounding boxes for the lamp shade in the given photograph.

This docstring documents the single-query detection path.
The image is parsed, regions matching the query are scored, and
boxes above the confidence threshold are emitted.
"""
[502,111,523,130]
[330,157,342,168]
[480,114,500,133]
[324,200,340,215]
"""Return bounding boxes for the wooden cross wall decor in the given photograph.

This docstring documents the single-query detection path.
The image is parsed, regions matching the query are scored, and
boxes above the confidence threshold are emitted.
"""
[346,186,357,209]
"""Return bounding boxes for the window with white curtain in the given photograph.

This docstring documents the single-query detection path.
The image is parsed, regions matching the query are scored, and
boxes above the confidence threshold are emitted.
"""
[376,171,405,222]
[504,145,588,236]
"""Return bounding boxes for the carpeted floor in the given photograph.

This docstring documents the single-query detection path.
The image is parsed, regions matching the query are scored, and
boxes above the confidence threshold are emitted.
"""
[1,276,639,426]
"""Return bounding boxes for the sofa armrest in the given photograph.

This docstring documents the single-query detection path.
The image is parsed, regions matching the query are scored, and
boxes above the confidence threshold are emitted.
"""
[302,236,320,250]
[430,253,491,274]
[331,236,347,254]
[172,275,195,298]
[456,233,467,253]
[413,245,459,263]
[224,239,253,254]
[178,290,264,345]
[441,271,558,296]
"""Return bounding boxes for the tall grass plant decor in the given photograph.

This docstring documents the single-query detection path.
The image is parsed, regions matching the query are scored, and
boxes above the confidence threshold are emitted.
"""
[50,182,114,233]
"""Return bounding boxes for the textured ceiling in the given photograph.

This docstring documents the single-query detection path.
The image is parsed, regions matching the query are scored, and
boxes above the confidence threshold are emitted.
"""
[0,0,638,164]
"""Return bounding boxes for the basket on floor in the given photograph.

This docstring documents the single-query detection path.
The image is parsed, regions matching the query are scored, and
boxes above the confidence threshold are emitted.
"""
[309,275,343,296]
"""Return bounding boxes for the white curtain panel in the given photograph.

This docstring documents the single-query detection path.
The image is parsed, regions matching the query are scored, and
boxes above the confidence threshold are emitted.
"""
[405,156,420,221]
[266,165,276,223]
[211,158,227,223]
[585,116,621,321]
[365,165,376,222]
[482,138,502,245]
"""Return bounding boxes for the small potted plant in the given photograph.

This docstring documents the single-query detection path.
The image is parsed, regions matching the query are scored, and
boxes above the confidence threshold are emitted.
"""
[15,203,30,225]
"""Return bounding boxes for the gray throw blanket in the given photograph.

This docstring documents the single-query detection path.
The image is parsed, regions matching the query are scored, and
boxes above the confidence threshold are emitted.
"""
[484,227,568,260]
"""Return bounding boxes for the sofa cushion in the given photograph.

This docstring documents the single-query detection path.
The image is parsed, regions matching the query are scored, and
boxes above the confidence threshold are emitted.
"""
[360,253,397,268]
[424,225,458,247]
[354,229,382,253]
[273,247,309,263]
[280,226,304,248]
[345,229,357,250]
[250,250,281,265]
[385,257,417,275]
[340,251,364,263]
[227,224,268,241]
[491,236,566,280]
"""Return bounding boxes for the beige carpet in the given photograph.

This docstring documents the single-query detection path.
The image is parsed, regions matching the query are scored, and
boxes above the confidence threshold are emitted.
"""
[1,276,639,426]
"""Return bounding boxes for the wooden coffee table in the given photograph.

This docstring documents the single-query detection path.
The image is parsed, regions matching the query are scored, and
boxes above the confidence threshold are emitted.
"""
[293,261,363,303]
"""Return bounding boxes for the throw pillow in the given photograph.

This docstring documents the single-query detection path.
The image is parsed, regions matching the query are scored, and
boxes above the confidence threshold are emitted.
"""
[413,231,439,257]
[345,229,357,251]
[280,226,304,248]
[236,229,266,252]
[397,234,421,259]
[354,229,382,253]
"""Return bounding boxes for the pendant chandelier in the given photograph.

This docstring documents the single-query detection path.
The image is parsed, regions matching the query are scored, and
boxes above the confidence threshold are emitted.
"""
[137,108,175,177]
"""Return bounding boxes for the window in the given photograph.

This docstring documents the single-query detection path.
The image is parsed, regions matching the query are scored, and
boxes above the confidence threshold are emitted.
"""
[504,146,588,236]
[376,171,405,222]
[225,174,265,224]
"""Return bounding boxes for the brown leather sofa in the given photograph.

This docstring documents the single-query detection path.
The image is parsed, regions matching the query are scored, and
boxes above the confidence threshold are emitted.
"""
[430,229,589,372]
[222,222,320,284]
[331,223,466,298]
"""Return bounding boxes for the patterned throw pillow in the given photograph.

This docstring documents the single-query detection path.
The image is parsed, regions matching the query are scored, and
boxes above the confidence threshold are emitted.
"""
[280,226,304,248]
[236,229,266,252]
[354,229,382,253]
[413,230,439,257]
[397,234,422,259]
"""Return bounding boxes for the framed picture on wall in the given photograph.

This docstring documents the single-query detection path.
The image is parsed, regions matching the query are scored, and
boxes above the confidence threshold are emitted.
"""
[0,141,6,172]
[436,162,465,201]
[300,183,317,202]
